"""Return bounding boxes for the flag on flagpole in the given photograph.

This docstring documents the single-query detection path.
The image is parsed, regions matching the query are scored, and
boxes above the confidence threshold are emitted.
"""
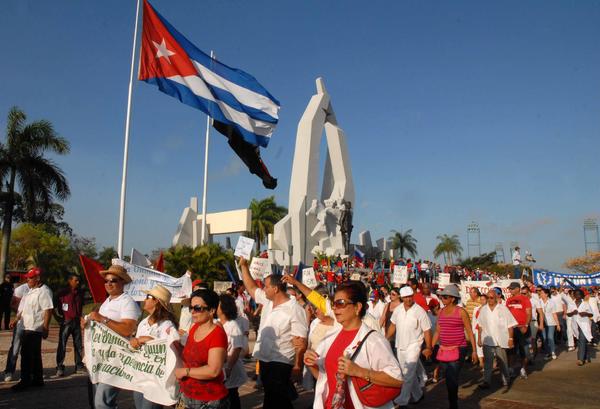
[79,255,107,304]
[139,0,280,188]
[155,251,164,272]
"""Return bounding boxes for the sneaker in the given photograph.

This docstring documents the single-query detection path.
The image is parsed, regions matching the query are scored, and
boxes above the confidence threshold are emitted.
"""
[56,368,64,377]
[568,347,575,352]
[75,366,86,374]
[3,372,13,382]
[519,368,528,379]
[552,353,557,360]
[477,382,490,390]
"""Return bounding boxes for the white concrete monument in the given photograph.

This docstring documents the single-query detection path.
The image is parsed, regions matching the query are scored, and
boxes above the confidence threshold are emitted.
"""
[272,78,355,265]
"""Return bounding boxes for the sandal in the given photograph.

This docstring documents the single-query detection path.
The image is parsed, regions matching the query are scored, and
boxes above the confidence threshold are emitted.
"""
[577,360,584,366]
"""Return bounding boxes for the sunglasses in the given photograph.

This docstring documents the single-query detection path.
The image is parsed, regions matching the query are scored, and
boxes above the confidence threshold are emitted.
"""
[332,299,355,309]
[189,305,211,313]
[105,279,121,284]
[145,294,156,300]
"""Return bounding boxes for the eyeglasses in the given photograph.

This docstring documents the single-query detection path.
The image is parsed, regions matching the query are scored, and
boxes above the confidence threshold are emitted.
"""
[145,294,156,300]
[189,305,211,313]
[332,299,355,309]
[105,279,121,284]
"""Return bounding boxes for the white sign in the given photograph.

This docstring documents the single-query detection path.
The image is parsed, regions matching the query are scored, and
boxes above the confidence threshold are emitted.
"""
[302,268,318,289]
[113,259,192,303]
[392,266,408,284]
[249,258,270,280]
[350,273,361,281]
[459,280,521,302]
[438,273,450,288]
[213,281,233,294]
[84,322,179,406]
[234,236,255,259]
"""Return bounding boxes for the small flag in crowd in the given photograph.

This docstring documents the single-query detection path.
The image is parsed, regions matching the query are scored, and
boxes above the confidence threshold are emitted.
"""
[138,0,280,189]
[354,248,365,262]
[154,251,164,272]
[79,255,107,304]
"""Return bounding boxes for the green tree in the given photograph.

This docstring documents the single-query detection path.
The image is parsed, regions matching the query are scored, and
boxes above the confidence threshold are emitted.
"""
[0,107,70,278]
[249,196,287,253]
[434,234,463,265]
[164,244,234,288]
[98,246,118,269]
[389,229,418,259]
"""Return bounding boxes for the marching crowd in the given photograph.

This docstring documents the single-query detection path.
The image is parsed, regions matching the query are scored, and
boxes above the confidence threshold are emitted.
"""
[1,259,599,409]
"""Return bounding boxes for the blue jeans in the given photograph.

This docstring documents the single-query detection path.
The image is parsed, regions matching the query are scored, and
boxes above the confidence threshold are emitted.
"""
[439,346,467,409]
[95,383,120,409]
[577,327,588,362]
[133,391,162,409]
[542,325,556,355]
[4,321,24,374]
[514,265,521,279]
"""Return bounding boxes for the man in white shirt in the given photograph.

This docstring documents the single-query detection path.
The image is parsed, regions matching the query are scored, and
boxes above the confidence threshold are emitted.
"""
[477,289,517,389]
[240,257,308,409]
[3,279,30,381]
[10,267,53,391]
[84,264,140,409]
[512,247,522,279]
[386,286,432,408]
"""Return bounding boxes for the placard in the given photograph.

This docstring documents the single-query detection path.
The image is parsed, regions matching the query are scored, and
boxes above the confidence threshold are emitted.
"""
[350,273,361,281]
[302,268,318,289]
[392,265,408,284]
[234,236,255,259]
[249,258,270,280]
[438,272,450,288]
[213,281,233,294]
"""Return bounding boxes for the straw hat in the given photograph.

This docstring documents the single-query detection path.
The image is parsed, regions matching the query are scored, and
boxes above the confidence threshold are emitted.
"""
[99,265,132,284]
[143,285,172,310]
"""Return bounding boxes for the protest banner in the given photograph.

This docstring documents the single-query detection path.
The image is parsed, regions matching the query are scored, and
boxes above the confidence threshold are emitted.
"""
[302,268,318,289]
[392,266,408,284]
[113,259,192,302]
[213,281,233,294]
[84,322,179,406]
[249,258,270,280]
[459,279,521,301]
[234,236,255,259]
[533,269,600,288]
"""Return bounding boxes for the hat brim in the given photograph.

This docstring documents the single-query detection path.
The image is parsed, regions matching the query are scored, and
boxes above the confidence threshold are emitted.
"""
[99,269,132,284]
[142,289,172,311]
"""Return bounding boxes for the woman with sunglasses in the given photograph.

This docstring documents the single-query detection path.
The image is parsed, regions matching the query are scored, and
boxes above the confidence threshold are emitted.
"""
[304,281,403,409]
[432,285,477,409]
[130,285,178,409]
[380,288,401,353]
[175,289,228,409]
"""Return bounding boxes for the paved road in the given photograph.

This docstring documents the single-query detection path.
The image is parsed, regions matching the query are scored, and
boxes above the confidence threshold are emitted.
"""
[0,327,597,408]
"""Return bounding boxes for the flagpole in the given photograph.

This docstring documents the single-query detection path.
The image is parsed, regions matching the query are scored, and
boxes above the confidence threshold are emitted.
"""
[200,51,214,245]
[117,0,142,259]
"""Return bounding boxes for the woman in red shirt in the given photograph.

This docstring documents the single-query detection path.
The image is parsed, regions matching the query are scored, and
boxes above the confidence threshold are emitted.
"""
[175,289,228,409]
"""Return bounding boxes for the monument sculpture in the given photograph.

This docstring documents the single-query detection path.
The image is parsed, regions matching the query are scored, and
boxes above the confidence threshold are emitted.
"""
[272,78,355,265]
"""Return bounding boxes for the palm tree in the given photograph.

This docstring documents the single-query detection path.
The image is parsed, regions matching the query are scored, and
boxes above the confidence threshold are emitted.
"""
[249,196,287,253]
[434,234,463,265]
[0,107,70,278]
[389,229,418,259]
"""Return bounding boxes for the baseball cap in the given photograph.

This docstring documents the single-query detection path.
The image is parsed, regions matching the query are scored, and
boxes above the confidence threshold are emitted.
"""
[24,267,42,279]
[399,286,414,298]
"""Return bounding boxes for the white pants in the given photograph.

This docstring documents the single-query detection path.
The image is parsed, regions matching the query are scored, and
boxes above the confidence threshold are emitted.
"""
[566,316,575,347]
[394,343,426,406]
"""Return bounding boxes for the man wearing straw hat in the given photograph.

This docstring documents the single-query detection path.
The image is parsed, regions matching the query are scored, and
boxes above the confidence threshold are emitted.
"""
[84,264,141,409]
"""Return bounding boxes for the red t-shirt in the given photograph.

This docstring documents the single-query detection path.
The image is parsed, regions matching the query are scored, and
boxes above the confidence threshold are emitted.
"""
[180,324,228,401]
[414,292,430,312]
[376,272,385,286]
[506,295,532,327]
[325,328,359,409]
[327,271,335,283]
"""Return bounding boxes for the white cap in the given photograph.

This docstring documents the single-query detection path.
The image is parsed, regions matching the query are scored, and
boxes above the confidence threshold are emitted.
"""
[399,286,414,298]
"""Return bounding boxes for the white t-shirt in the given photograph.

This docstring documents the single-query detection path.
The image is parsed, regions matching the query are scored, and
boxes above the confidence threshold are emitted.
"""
[222,319,249,388]
[135,316,175,339]
[540,298,560,326]
[20,285,53,332]
[390,303,431,350]
[252,289,308,365]
[512,250,521,266]
[14,283,30,300]
[98,292,141,322]
[477,303,517,348]
[367,300,386,322]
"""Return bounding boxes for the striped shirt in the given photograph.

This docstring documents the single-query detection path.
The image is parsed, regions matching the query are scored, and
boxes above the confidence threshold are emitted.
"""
[439,306,467,347]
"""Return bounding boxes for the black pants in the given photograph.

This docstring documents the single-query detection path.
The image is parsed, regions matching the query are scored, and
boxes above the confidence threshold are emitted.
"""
[227,387,240,409]
[21,330,43,385]
[56,319,83,369]
[259,361,293,409]
[439,347,467,409]
[0,304,10,330]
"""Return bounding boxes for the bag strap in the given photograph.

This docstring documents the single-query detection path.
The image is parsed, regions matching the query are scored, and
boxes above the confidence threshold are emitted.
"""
[349,330,375,361]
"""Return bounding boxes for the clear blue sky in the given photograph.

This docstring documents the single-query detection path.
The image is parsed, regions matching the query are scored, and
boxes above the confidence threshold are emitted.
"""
[1,0,599,271]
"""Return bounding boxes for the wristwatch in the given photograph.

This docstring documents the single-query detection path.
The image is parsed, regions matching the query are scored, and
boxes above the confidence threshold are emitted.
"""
[364,370,371,383]
[101,317,111,325]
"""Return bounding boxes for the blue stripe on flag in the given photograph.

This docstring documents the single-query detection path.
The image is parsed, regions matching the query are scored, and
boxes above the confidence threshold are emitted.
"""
[154,8,280,106]
[143,77,271,147]
[210,86,278,124]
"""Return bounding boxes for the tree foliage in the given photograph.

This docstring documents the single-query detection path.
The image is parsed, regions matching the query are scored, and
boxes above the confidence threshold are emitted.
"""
[389,229,418,259]
[564,252,600,274]
[249,196,287,252]
[164,243,234,288]
[434,234,463,265]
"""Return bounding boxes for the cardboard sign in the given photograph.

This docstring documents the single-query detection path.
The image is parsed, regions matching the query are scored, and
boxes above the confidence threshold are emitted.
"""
[234,236,255,259]
[302,268,318,289]
[249,258,270,280]
[438,272,450,288]
[213,281,233,294]
[392,265,408,284]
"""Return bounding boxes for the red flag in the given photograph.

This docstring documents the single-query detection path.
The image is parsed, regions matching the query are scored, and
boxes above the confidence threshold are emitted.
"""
[155,251,164,272]
[79,255,107,304]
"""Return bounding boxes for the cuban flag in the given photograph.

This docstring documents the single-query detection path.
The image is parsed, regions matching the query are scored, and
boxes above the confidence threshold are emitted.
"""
[354,248,365,263]
[139,0,280,188]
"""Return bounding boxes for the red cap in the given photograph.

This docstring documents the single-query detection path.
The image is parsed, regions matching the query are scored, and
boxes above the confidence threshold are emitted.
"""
[192,279,203,288]
[25,267,42,278]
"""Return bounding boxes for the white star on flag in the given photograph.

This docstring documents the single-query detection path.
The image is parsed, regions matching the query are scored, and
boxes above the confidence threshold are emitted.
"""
[152,38,176,64]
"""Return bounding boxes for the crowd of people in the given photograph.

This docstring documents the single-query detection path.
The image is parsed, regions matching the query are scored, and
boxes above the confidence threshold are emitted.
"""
[1,258,599,409]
